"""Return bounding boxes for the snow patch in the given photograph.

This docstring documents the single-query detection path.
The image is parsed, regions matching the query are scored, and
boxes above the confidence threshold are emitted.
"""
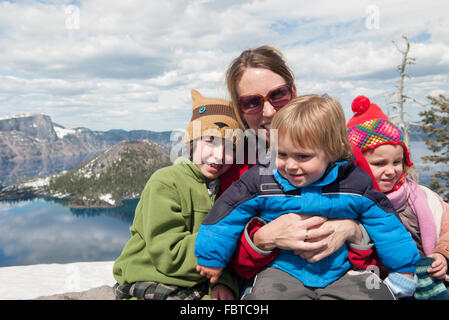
[99,194,116,206]
[83,171,93,179]
[21,177,50,189]
[53,126,77,139]
[0,261,115,300]
[52,192,71,199]
[76,162,95,179]
[0,113,35,121]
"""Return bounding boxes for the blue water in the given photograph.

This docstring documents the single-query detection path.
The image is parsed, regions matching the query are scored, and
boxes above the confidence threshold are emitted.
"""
[0,198,138,267]
[408,140,448,185]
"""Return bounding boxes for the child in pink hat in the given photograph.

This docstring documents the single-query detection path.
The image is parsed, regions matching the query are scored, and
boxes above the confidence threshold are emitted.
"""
[347,95,449,299]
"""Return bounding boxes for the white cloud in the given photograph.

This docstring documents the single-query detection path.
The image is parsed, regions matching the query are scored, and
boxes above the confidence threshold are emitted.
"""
[0,0,448,131]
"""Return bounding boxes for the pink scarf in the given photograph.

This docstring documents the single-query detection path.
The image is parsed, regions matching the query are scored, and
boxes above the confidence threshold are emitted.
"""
[386,178,437,256]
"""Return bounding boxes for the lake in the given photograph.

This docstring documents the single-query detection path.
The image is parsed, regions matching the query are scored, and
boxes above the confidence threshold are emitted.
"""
[0,198,138,267]
[407,140,448,185]
[0,140,446,267]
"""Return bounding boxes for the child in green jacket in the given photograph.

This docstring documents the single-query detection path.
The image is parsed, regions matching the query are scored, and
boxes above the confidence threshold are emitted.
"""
[112,89,241,300]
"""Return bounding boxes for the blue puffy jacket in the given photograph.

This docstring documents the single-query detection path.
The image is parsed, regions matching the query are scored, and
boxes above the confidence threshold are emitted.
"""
[195,157,420,287]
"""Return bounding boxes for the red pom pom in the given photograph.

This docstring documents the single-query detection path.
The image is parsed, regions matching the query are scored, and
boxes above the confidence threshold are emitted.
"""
[351,96,370,114]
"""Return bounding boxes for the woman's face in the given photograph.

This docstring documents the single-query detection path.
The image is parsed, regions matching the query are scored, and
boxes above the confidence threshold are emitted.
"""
[363,144,405,193]
[237,67,295,142]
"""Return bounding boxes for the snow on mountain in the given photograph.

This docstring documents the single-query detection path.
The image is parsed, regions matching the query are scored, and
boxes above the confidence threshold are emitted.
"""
[53,125,77,139]
[0,139,171,208]
[0,113,172,187]
[0,113,36,121]
[99,193,116,206]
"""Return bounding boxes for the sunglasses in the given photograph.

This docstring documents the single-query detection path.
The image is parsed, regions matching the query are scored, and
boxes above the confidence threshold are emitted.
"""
[238,84,293,114]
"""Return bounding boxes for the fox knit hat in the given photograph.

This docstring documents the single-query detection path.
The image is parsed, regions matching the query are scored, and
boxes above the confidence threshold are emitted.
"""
[184,89,242,144]
[346,95,413,168]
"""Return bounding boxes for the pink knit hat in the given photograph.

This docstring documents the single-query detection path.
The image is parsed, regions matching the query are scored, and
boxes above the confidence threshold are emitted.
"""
[347,95,413,168]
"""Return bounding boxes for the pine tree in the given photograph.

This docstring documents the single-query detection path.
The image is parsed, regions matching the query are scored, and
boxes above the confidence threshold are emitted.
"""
[419,94,449,202]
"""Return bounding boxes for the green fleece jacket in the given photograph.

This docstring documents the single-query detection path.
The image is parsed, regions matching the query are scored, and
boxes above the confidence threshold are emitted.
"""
[112,157,238,299]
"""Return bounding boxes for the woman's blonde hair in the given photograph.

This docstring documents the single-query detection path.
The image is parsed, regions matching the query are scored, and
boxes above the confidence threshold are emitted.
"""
[225,45,295,128]
[271,94,352,162]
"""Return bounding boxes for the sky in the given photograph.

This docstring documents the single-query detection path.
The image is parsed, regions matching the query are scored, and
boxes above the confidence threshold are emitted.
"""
[0,0,448,132]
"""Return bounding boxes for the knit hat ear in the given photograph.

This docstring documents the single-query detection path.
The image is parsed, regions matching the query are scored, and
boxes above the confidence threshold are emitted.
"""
[184,89,242,145]
[346,95,413,168]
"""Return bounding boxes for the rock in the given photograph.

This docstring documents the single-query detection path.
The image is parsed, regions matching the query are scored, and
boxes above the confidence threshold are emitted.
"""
[33,285,116,300]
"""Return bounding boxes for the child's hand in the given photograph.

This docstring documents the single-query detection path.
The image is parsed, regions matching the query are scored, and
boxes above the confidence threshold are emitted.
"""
[428,253,448,280]
[211,284,234,300]
[196,265,223,284]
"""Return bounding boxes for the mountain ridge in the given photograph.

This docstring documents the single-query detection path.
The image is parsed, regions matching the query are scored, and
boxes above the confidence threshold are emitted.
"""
[0,139,171,208]
[0,113,173,186]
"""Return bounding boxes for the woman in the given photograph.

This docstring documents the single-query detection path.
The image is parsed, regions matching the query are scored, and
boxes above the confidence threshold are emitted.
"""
[220,46,394,299]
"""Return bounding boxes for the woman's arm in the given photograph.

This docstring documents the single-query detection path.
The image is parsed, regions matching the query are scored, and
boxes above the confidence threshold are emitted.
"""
[430,194,449,280]
[229,215,338,279]
[229,217,279,279]
[230,215,378,278]
[252,214,334,252]
[433,195,449,264]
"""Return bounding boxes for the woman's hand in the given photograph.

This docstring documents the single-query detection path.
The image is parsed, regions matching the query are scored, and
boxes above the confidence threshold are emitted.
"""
[252,213,334,252]
[253,214,362,263]
[294,219,362,263]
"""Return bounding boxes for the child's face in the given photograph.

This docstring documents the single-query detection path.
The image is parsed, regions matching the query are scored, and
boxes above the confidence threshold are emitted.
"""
[276,134,330,188]
[363,144,405,193]
[192,136,233,181]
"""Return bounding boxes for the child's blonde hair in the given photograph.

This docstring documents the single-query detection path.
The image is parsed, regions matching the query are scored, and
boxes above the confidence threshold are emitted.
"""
[271,94,352,162]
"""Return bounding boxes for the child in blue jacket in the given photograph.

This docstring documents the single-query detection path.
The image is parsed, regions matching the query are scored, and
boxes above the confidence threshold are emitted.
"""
[195,94,420,299]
